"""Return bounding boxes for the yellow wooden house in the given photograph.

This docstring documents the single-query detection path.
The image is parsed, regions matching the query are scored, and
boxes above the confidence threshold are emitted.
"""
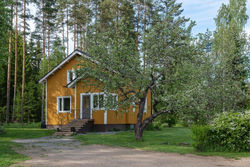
[39,49,151,131]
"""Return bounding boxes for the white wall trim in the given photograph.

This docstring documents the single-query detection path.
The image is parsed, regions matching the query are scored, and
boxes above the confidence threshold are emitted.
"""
[104,110,107,125]
[74,85,77,119]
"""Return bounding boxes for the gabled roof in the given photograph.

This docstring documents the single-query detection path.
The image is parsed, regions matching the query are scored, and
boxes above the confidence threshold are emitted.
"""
[39,49,93,83]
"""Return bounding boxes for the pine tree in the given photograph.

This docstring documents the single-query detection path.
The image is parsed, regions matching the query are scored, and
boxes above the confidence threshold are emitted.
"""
[12,0,19,122]
[6,1,14,123]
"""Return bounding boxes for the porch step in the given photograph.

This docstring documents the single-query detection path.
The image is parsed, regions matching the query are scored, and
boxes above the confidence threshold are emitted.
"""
[55,119,94,135]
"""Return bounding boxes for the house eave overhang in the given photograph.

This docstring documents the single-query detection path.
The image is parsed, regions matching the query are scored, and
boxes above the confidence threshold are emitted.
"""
[39,49,93,84]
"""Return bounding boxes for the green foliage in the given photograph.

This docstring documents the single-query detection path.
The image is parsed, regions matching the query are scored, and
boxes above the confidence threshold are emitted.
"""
[191,125,211,151]
[192,111,250,152]
[158,114,177,128]
[209,112,250,152]
[177,0,249,125]
[146,121,162,131]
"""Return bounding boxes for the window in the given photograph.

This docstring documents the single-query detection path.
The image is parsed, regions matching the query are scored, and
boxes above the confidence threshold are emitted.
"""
[107,94,118,110]
[143,98,147,113]
[57,96,71,113]
[93,93,118,110]
[93,93,105,110]
[67,70,76,84]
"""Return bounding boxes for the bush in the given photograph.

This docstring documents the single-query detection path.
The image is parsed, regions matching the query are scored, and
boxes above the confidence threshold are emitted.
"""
[146,121,162,131]
[191,125,211,151]
[192,111,250,152]
[209,111,250,152]
[157,114,177,128]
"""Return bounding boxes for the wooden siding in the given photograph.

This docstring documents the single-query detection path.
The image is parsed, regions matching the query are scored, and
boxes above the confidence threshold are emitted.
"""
[46,54,151,126]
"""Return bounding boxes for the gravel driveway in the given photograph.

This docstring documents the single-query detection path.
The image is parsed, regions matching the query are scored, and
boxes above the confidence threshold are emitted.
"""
[11,136,250,167]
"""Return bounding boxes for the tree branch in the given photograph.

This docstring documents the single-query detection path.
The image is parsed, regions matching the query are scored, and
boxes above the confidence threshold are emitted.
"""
[141,110,170,130]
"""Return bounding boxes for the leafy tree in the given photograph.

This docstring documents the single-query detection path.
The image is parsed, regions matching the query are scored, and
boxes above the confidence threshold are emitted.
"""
[79,0,194,140]
[213,0,249,110]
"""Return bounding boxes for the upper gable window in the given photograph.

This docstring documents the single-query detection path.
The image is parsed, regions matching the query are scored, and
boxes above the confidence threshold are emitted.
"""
[67,70,76,84]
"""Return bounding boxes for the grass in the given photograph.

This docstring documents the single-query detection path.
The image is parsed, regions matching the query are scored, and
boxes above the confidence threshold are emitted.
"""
[76,127,250,159]
[0,125,55,167]
[2,122,41,128]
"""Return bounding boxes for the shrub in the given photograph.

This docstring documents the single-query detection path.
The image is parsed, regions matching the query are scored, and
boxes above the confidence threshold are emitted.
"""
[192,111,250,152]
[157,114,177,128]
[209,111,250,152]
[191,125,211,151]
[146,121,162,131]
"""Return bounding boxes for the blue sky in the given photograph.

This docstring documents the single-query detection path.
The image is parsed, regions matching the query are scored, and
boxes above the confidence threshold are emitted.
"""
[176,0,250,35]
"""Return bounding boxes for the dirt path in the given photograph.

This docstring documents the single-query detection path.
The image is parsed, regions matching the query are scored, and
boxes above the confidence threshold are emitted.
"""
[11,136,250,167]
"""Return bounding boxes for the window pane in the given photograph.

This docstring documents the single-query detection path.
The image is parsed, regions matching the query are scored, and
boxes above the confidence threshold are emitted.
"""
[64,98,70,111]
[59,98,62,111]
[69,71,73,82]
[107,95,113,106]
[113,95,118,104]
[93,94,98,108]
[99,94,104,108]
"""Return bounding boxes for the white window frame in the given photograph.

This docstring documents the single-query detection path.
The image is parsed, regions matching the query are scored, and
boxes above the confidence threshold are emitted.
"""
[67,69,76,84]
[92,93,105,110]
[57,96,72,113]
[92,93,118,111]
[143,97,147,113]
[109,93,118,111]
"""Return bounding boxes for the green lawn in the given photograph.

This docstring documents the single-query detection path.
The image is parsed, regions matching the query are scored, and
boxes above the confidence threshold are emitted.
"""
[76,127,250,159]
[0,126,55,167]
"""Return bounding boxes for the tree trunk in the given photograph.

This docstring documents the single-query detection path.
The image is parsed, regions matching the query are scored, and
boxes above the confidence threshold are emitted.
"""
[135,97,146,140]
[6,3,13,123]
[67,6,69,56]
[21,0,26,124]
[136,0,140,51]
[80,24,83,51]
[116,0,118,33]
[12,0,18,122]
[84,1,89,51]
[41,0,46,123]
[47,28,50,71]
[62,21,65,54]
[143,1,147,70]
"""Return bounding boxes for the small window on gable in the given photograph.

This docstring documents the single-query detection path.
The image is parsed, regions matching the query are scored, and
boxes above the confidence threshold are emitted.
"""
[143,98,147,113]
[67,70,76,84]
[57,96,71,113]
